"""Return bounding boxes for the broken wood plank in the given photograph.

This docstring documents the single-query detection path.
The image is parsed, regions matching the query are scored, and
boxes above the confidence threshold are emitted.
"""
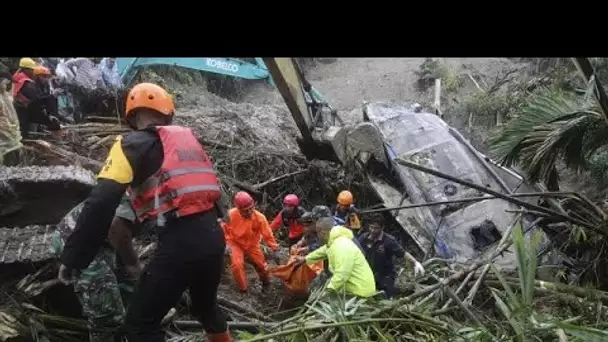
[22,140,103,173]
[433,79,442,117]
[253,169,307,190]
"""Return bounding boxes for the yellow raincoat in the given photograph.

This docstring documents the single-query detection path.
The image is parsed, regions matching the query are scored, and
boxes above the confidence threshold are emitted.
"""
[305,226,376,297]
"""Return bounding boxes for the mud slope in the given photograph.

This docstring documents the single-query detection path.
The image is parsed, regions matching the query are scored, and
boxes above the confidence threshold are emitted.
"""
[303,58,511,111]
[239,58,515,126]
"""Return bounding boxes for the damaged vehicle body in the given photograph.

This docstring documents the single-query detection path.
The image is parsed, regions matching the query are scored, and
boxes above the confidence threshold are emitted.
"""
[345,103,549,267]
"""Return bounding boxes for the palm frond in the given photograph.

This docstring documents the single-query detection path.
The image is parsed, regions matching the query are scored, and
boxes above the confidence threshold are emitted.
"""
[490,90,608,182]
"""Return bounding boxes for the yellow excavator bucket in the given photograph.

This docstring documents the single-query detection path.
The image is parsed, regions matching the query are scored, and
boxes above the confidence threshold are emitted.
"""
[263,58,345,162]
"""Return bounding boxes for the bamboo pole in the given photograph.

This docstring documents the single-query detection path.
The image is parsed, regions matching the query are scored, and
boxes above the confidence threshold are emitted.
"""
[393,158,596,231]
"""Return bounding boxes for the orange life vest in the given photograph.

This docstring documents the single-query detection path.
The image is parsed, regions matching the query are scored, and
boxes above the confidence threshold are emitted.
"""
[12,72,33,106]
[129,125,222,224]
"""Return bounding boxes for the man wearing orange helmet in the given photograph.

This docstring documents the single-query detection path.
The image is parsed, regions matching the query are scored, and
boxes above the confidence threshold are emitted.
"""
[13,58,62,139]
[221,191,281,293]
[270,194,307,247]
[33,65,67,124]
[333,190,361,232]
[57,83,231,342]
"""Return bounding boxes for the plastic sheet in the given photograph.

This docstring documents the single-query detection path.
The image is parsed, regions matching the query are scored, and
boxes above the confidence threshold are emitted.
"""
[63,58,103,91]
[55,59,75,84]
[0,80,22,162]
[99,58,123,90]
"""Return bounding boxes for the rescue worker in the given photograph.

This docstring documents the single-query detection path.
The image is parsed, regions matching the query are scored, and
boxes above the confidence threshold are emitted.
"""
[222,191,281,293]
[333,190,361,233]
[270,194,307,247]
[34,65,51,93]
[12,58,62,139]
[292,205,333,254]
[357,216,425,298]
[57,83,231,342]
[33,65,65,123]
[51,194,140,342]
[297,217,376,298]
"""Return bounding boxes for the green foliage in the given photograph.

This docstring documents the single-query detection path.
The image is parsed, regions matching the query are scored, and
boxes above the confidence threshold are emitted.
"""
[459,91,526,128]
[3,224,608,341]
[588,147,608,188]
[415,58,463,93]
[489,87,608,184]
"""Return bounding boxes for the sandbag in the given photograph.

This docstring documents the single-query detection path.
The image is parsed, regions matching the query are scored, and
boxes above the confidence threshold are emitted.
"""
[99,58,123,90]
[270,251,324,296]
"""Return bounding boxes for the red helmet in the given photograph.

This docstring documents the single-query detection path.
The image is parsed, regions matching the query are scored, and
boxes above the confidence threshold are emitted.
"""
[283,194,300,207]
[234,191,254,210]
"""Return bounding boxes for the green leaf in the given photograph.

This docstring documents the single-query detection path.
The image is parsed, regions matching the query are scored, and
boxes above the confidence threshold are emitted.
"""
[490,263,517,304]
[490,288,524,340]
[556,321,608,341]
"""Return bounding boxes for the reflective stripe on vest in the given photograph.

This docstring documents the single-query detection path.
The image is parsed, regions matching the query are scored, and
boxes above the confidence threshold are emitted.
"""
[134,167,217,195]
[130,125,222,225]
[134,184,221,217]
[12,72,33,106]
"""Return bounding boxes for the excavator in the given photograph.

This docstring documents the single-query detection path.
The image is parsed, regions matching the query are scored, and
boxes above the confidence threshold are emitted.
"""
[262,58,551,268]
[1,57,552,269]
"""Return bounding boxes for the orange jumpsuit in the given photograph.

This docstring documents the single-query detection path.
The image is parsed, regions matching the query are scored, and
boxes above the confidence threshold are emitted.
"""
[221,208,279,291]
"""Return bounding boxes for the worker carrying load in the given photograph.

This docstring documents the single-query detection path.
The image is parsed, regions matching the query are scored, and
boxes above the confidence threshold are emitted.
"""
[333,190,361,232]
[292,205,333,255]
[12,58,62,139]
[57,82,231,342]
[296,217,376,298]
[222,191,282,293]
[270,194,307,247]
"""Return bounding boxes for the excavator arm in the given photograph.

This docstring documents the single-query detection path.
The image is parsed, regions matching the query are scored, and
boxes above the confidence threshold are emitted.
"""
[262,58,345,162]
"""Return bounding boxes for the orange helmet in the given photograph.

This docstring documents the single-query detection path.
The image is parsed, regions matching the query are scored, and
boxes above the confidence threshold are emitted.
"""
[337,190,354,206]
[34,65,51,77]
[125,82,174,120]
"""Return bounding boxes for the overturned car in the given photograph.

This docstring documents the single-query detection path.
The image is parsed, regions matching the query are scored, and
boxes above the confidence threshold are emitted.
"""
[340,102,549,268]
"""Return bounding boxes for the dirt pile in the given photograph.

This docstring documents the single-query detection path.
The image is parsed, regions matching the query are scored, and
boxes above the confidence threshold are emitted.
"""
[175,95,298,152]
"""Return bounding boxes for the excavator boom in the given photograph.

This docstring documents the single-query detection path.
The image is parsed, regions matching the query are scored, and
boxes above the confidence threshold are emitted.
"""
[262,58,344,162]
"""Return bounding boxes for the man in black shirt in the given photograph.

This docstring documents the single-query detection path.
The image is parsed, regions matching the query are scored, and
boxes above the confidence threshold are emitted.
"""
[357,216,425,298]
[57,83,231,342]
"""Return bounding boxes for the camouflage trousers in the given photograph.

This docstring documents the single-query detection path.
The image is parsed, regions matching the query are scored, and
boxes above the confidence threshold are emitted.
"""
[51,232,126,342]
